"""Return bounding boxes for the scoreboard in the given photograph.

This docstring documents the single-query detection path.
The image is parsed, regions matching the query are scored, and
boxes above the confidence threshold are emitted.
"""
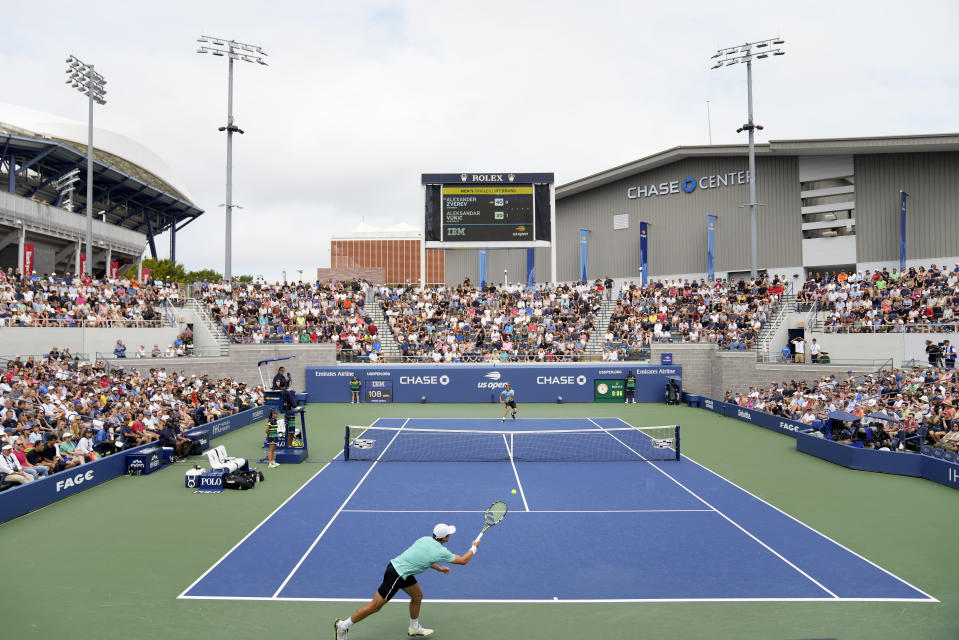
[594,379,626,403]
[422,173,553,249]
[365,380,393,403]
[441,185,534,243]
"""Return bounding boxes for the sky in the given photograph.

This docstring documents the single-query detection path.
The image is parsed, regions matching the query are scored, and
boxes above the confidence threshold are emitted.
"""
[2,0,958,281]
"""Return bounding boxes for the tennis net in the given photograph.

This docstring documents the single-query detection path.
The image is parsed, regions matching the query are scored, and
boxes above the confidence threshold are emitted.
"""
[344,424,680,462]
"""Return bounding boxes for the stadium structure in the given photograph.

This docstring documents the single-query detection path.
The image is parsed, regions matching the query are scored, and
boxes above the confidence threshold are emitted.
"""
[0,102,203,275]
[327,133,959,286]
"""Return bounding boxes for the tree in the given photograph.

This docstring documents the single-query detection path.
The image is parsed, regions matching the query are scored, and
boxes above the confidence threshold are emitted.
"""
[140,259,186,282]
[184,268,223,283]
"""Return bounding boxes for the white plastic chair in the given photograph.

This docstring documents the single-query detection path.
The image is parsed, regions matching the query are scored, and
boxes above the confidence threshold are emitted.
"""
[214,445,246,472]
[206,449,236,472]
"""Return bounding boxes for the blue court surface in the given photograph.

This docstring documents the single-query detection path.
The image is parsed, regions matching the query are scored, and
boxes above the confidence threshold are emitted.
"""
[179,417,935,603]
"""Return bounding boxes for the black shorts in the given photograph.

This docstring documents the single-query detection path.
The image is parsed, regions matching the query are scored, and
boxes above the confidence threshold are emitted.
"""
[376,562,417,601]
[505,400,517,409]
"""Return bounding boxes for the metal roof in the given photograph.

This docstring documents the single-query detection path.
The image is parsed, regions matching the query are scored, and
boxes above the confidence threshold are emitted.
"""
[0,132,203,253]
[557,133,959,199]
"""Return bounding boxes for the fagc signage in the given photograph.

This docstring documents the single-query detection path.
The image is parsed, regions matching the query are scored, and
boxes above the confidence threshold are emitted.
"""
[627,171,750,200]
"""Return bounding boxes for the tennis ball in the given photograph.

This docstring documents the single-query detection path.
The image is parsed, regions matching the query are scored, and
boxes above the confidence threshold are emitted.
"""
[511,489,517,495]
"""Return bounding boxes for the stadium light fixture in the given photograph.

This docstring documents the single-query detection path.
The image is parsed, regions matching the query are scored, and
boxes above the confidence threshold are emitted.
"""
[709,37,786,279]
[65,54,107,276]
[196,34,268,282]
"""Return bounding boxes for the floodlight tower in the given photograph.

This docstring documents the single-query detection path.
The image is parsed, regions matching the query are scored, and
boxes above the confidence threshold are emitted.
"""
[196,35,268,281]
[710,37,785,279]
[65,55,107,276]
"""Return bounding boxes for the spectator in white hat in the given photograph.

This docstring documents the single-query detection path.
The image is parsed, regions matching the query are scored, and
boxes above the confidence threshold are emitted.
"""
[0,443,33,484]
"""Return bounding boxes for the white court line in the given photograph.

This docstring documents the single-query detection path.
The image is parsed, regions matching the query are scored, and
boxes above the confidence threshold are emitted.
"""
[269,418,410,599]
[176,416,395,599]
[341,509,714,514]
[609,417,939,603]
[178,595,937,604]
[176,458,337,599]
[503,433,530,511]
[586,418,839,599]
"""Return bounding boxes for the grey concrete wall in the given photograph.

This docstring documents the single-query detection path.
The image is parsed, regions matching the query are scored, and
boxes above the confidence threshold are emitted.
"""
[0,327,179,359]
[102,344,336,390]
[650,343,877,398]
[808,331,959,366]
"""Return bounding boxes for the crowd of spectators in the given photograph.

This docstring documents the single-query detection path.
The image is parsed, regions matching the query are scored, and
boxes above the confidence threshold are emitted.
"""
[375,280,603,363]
[0,348,264,488]
[0,268,182,327]
[199,280,378,356]
[603,276,787,359]
[724,365,959,453]
[798,264,959,333]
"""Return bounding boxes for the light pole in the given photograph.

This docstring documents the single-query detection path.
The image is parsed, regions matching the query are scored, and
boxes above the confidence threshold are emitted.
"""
[710,37,784,279]
[197,35,268,282]
[65,55,107,277]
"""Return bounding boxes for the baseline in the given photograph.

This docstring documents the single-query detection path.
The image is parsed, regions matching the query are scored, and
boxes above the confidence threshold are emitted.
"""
[604,417,936,602]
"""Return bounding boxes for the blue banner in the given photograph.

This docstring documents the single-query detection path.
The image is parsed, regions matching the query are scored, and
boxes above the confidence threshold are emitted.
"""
[578,229,589,282]
[0,404,269,524]
[899,190,908,271]
[639,222,648,285]
[696,397,959,490]
[306,364,681,404]
[526,248,535,286]
[707,214,716,282]
[478,249,488,287]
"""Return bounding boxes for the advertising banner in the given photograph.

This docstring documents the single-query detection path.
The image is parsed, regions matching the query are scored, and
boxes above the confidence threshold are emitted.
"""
[306,364,681,404]
[141,267,151,282]
[899,190,908,271]
[0,405,268,523]
[579,229,589,281]
[110,261,119,278]
[23,243,34,275]
[79,252,86,275]
[639,222,648,285]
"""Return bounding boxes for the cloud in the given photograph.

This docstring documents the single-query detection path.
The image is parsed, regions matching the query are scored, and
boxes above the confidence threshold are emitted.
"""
[2,0,957,280]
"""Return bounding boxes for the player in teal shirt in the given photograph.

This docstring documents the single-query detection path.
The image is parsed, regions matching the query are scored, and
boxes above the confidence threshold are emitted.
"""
[500,383,517,422]
[334,523,481,638]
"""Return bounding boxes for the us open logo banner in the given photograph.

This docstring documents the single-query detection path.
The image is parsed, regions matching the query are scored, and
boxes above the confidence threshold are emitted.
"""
[352,438,374,449]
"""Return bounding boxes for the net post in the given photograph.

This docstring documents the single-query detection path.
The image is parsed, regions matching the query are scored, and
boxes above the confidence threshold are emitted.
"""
[344,425,350,461]
[675,425,681,461]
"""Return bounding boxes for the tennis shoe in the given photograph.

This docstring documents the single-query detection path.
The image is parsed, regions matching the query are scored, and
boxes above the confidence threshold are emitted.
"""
[512,412,516,419]
[408,627,434,637]
[501,418,505,422]
[334,619,348,639]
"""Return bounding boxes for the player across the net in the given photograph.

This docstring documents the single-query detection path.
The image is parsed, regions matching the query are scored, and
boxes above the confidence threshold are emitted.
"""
[343,424,680,462]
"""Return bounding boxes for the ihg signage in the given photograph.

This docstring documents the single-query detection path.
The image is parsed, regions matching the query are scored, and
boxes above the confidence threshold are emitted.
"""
[627,171,750,200]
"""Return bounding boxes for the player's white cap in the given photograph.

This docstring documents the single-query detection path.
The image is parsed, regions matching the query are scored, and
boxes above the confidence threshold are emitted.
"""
[433,523,456,538]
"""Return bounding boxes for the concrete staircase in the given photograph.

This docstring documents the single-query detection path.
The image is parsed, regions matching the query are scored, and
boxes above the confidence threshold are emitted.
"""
[584,298,617,357]
[756,292,795,360]
[366,298,401,359]
[184,299,231,356]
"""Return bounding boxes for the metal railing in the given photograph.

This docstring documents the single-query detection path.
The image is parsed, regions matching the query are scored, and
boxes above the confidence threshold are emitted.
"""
[814,322,959,334]
[2,352,91,364]
[96,345,226,360]
[0,318,164,328]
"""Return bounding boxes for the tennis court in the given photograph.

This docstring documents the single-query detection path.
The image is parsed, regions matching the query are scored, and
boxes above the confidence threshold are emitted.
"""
[179,417,933,603]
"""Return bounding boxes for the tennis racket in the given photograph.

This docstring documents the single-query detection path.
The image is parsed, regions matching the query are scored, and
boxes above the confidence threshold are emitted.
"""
[476,500,508,540]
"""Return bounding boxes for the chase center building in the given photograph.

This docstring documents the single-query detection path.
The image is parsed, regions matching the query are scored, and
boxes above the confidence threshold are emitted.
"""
[442,133,959,285]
